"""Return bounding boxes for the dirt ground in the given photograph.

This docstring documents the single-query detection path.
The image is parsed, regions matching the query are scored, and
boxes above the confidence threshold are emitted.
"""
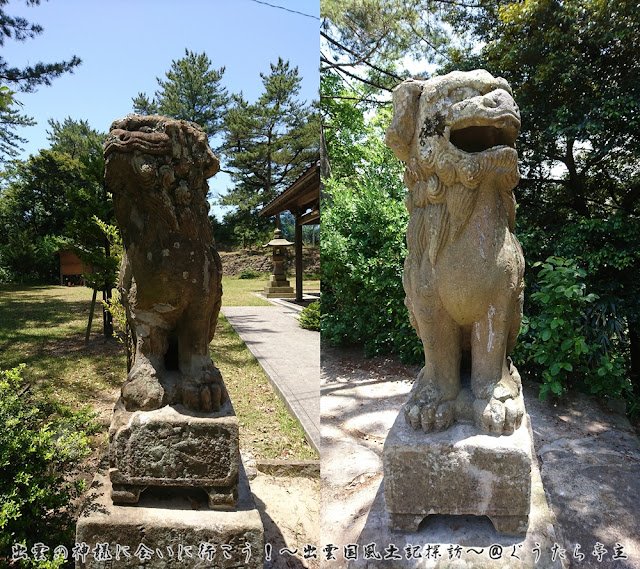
[321,344,640,569]
[250,470,320,569]
[321,344,419,568]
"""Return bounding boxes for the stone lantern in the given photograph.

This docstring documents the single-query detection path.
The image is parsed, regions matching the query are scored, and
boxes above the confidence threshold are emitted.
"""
[263,228,295,298]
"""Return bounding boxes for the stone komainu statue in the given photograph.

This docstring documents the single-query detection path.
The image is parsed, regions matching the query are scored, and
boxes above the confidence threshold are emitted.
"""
[104,114,226,413]
[386,70,525,435]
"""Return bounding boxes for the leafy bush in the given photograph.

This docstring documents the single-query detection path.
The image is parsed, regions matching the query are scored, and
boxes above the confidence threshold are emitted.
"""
[321,160,423,362]
[298,300,320,331]
[239,268,262,279]
[515,257,630,400]
[321,101,423,363]
[0,365,98,561]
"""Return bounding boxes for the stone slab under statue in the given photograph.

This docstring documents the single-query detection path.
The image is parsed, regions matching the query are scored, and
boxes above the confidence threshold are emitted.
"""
[383,70,534,536]
[75,115,263,568]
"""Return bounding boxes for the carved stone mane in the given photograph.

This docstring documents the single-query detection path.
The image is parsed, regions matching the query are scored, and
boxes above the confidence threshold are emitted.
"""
[388,72,520,266]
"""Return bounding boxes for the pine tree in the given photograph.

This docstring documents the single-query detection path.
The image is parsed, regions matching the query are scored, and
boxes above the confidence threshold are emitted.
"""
[0,0,81,161]
[220,58,319,237]
[132,49,229,139]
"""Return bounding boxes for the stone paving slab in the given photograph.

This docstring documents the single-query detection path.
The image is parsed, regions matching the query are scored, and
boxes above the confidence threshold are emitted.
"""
[522,383,640,569]
[221,305,320,453]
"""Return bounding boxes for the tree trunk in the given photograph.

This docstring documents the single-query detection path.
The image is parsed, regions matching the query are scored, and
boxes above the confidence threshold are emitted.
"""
[629,322,640,393]
[103,236,114,338]
[103,287,113,338]
[85,288,98,344]
[565,139,590,217]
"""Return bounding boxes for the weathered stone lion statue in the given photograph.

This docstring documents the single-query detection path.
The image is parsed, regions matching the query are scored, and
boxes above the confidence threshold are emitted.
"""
[386,70,525,435]
[104,114,226,413]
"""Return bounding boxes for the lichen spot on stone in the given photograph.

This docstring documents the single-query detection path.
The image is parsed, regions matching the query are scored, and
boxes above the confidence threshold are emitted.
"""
[162,249,170,257]
[147,252,153,260]
[183,271,189,280]
[191,278,197,284]
[174,242,180,249]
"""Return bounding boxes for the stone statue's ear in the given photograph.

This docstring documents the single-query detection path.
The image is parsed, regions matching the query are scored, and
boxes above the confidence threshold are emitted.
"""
[385,79,423,162]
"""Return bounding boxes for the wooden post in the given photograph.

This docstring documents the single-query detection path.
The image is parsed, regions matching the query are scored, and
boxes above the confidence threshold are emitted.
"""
[85,288,98,344]
[295,213,303,302]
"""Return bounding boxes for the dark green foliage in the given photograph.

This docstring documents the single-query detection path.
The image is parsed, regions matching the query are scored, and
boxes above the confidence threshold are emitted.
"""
[0,118,117,288]
[439,0,640,403]
[320,0,639,406]
[321,98,422,362]
[298,300,320,331]
[0,364,97,558]
[0,150,88,282]
[47,118,118,292]
[516,213,640,401]
[238,268,261,280]
[321,172,421,362]
[515,257,629,401]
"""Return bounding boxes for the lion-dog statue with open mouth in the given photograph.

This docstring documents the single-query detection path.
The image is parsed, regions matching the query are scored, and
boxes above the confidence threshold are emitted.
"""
[386,69,525,436]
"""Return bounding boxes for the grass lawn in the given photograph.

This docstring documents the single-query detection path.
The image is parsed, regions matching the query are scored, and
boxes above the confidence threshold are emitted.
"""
[221,275,272,306]
[0,282,316,460]
[221,274,320,306]
[213,315,316,460]
[0,284,123,411]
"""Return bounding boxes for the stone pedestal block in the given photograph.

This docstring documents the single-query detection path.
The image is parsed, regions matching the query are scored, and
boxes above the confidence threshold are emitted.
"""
[109,399,239,508]
[384,411,532,535]
[264,275,295,298]
[76,467,263,569]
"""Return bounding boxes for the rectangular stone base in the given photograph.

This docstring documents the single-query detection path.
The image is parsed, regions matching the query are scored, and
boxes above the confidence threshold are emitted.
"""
[109,400,239,507]
[263,285,295,298]
[383,413,532,535]
[350,434,563,569]
[76,465,263,569]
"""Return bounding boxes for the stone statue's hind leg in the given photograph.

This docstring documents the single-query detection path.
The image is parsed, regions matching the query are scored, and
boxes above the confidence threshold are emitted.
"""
[404,294,461,432]
[471,299,524,434]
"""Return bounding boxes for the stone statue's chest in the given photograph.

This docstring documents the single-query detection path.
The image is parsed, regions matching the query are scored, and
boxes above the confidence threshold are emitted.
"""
[432,201,521,323]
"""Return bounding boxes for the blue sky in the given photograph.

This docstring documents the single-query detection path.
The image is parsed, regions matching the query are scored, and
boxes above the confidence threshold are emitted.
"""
[4,0,320,218]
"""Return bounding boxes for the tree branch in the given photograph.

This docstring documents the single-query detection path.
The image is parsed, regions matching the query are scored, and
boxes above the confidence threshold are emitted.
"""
[321,56,395,92]
[321,31,404,82]
[320,94,391,105]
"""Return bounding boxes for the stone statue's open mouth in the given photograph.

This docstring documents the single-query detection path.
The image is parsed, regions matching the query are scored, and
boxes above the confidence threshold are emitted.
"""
[450,123,519,153]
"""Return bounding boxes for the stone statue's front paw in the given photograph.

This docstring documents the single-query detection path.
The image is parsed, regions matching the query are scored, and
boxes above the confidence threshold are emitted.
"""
[473,393,524,435]
[404,399,455,432]
[122,363,165,411]
[181,370,228,412]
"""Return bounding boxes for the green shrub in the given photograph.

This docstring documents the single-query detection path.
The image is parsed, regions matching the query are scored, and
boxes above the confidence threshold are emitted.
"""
[238,268,262,279]
[0,365,98,562]
[298,300,320,331]
[321,164,423,364]
[515,257,630,400]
